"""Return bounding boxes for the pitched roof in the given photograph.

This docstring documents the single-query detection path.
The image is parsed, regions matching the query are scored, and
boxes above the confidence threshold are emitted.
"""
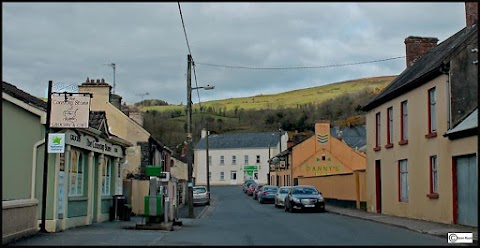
[194,131,282,150]
[2,81,47,111]
[362,24,478,111]
[330,125,366,149]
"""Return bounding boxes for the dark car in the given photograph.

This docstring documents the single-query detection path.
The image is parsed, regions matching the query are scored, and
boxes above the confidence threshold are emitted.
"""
[252,185,264,200]
[257,185,278,204]
[284,185,325,213]
[246,183,257,196]
[243,180,255,193]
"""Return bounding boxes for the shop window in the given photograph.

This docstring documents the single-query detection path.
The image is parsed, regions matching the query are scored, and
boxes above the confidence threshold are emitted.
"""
[69,150,84,196]
[101,158,111,196]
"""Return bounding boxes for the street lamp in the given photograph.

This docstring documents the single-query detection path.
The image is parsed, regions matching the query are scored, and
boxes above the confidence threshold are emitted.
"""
[186,54,215,218]
[205,127,210,199]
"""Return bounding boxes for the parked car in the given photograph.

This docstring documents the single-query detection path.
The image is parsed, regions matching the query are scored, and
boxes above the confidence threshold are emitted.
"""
[274,186,292,208]
[252,185,264,200]
[284,185,325,213]
[243,180,255,193]
[257,185,278,204]
[193,186,210,205]
[246,183,257,196]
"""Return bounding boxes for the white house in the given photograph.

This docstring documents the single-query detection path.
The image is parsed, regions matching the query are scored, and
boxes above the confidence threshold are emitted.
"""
[194,130,288,186]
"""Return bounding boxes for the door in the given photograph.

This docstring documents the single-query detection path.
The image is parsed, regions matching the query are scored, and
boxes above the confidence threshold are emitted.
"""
[230,171,237,185]
[455,155,477,227]
[375,160,382,213]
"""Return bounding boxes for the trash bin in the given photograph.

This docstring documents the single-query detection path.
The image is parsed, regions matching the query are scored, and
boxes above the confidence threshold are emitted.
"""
[113,195,126,220]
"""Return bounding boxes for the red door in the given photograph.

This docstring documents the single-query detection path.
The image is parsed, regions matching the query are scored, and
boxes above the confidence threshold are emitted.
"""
[375,160,382,213]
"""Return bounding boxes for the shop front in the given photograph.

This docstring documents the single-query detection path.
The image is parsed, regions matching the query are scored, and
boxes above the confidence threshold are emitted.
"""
[42,128,130,232]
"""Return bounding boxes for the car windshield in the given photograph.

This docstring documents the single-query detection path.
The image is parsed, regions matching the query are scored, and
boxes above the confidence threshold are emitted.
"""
[193,187,206,194]
[279,188,289,194]
[292,187,318,195]
[264,187,278,191]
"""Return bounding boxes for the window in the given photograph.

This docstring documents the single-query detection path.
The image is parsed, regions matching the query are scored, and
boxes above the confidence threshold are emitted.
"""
[428,156,439,198]
[256,155,261,164]
[208,156,212,166]
[427,87,437,137]
[232,155,236,165]
[386,107,393,148]
[374,112,381,151]
[244,155,249,165]
[69,150,84,196]
[399,159,408,202]
[101,158,111,195]
[220,155,224,165]
[400,101,408,145]
[220,172,225,181]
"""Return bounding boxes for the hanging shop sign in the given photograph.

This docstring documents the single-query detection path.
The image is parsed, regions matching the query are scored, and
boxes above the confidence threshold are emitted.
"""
[50,94,90,128]
[48,133,66,153]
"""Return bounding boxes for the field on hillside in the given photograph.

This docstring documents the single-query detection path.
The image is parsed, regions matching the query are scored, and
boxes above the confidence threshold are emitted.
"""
[142,75,395,113]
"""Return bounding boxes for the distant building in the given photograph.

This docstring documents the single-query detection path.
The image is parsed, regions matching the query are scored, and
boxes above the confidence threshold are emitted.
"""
[194,130,288,185]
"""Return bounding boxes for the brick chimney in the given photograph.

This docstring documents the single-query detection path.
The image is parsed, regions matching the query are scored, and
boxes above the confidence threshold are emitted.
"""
[404,36,438,67]
[465,2,478,27]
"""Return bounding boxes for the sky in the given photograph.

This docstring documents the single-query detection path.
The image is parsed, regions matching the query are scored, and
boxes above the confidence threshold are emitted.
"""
[2,2,468,105]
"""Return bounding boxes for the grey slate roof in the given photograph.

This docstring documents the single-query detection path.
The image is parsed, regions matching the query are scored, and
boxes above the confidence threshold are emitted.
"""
[3,81,47,111]
[362,24,478,111]
[445,108,478,135]
[330,125,367,149]
[195,132,282,150]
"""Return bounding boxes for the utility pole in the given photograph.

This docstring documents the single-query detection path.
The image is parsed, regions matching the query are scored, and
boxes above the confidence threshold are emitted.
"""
[186,54,194,218]
[39,80,53,233]
[106,63,116,94]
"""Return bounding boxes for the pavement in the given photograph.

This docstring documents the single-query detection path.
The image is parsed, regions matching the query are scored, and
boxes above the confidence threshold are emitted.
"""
[325,204,478,244]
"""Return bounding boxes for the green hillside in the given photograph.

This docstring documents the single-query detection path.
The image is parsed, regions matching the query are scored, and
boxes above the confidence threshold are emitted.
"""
[142,75,395,113]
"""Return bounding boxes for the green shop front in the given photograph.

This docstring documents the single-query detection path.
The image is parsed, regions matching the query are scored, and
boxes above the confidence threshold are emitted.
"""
[40,128,129,232]
[243,165,259,182]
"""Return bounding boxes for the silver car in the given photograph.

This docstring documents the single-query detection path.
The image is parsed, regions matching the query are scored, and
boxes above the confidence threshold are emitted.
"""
[193,186,210,205]
[274,186,292,208]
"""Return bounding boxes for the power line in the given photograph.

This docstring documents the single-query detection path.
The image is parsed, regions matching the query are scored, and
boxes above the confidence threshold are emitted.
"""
[177,2,192,56]
[195,56,406,70]
[192,62,203,110]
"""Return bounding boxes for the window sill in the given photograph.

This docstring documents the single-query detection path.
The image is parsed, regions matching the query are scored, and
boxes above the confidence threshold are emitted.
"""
[385,143,394,149]
[427,193,439,199]
[68,196,88,202]
[425,132,437,139]
[101,196,113,200]
[373,146,381,152]
[398,140,408,146]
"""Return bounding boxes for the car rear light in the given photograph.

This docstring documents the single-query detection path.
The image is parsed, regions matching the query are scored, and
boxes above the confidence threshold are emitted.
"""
[263,192,268,195]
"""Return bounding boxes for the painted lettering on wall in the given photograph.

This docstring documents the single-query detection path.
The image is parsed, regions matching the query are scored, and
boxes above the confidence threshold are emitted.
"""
[86,138,112,152]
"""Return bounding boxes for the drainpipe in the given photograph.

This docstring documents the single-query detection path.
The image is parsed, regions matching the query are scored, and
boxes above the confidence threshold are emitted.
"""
[31,139,45,199]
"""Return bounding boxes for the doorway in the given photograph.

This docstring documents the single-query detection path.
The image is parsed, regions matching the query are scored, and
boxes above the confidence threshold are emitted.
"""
[454,155,477,227]
[230,171,237,185]
[375,160,382,213]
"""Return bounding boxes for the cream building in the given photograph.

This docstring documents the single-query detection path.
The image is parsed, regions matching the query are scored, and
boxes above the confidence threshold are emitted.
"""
[362,3,477,226]
[194,130,288,186]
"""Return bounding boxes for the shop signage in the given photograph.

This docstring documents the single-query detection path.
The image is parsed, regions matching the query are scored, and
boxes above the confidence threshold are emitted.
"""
[48,133,65,153]
[243,165,258,170]
[64,130,122,157]
[50,94,90,128]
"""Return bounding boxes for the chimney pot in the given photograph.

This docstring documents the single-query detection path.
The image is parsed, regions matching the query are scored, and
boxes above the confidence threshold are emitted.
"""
[404,36,438,67]
[465,2,478,27]
[96,79,100,83]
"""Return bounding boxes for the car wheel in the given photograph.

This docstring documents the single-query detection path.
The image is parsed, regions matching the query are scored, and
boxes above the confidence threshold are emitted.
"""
[206,201,210,206]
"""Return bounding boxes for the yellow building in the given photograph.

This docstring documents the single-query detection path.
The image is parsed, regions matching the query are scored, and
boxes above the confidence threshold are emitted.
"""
[362,4,477,226]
